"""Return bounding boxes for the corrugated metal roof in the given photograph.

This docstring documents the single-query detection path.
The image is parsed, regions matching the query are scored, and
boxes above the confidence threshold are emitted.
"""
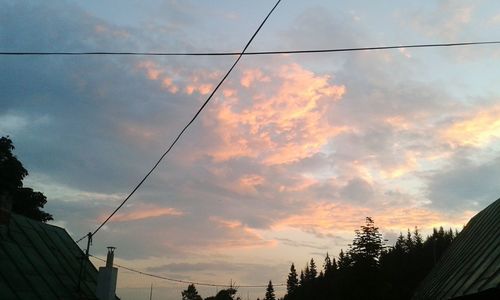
[412,198,500,300]
[0,213,100,300]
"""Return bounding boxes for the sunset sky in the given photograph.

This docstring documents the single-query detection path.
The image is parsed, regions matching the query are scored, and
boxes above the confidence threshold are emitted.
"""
[1,0,500,299]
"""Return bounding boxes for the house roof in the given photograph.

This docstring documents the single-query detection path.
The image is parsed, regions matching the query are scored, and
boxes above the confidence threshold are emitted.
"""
[0,213,100,300]
[412,198,500,300]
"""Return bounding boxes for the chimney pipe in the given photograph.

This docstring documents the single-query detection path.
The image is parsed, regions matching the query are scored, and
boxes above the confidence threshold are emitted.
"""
[106,247,115,268]
[96,247,118,300]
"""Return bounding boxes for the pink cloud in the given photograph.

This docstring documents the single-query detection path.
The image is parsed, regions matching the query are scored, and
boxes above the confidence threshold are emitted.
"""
[240,68,270,88]
[273,201,473,237]
[208,63,347,165]
[442,104,500,147]
[102,205,184,222]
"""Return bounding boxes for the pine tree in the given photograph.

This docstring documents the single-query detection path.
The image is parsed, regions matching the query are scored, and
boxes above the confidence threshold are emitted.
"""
[299,270,305,285]
[286,263,299,294]
[181,284,202,300]
[413,226,423,248]
[303,265,310,283]
[349,217,385,268]
[338,249,351,269]
[265,280,276,300]
[331,258,338,272]
[308,258,317,280]
[324,252,333,276]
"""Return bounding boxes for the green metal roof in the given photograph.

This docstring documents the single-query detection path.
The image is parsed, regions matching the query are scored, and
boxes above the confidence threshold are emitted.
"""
[0,213,100,300]
[412,198,500,300]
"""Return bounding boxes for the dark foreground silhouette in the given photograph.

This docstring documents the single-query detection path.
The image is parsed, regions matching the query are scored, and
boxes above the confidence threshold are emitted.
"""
[182,217,457,300]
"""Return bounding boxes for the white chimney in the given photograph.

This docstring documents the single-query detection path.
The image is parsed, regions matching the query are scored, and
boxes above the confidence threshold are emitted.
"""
[96,247,118,300]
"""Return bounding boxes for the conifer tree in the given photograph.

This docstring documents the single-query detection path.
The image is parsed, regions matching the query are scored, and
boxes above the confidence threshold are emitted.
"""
[349,217,385,268]
[303,265,310,283]
[308,258,317,280]
[299,270,305,286]
[338,249,351,269]
[323,252,333,276]
[287,263,299,294]
[264,280,276,300]
[182,284,202,300]
[413,226,423,248]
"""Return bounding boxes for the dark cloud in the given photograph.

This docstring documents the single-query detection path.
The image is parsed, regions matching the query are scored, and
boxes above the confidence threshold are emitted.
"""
[340,177,374,203]
[426,155,500,212]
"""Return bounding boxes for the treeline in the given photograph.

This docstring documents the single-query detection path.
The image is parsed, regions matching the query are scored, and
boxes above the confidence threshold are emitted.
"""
[284,217,457,300]
[181,217,457,300]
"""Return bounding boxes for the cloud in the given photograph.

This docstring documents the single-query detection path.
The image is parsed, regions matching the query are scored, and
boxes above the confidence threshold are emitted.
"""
[273,201,471,239]
[441,104,500,147]
[207,63,346,165]
[106,205,184,222]
[403,0,475,39]
[426,155,500,211]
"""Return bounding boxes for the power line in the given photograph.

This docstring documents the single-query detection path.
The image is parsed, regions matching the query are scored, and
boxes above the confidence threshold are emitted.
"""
[1,41,499,57]
[90,254,285,288]
[76,0,282,244]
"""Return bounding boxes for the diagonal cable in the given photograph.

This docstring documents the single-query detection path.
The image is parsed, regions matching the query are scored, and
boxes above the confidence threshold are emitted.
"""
[76,0,282,243]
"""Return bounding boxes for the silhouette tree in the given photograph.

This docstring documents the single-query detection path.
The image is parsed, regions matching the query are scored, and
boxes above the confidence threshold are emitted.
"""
[337,249,351,270]
[287,263,299,294]
[323,253,333,276]
[349,217,385,268]
[264,280,276,300]
[0,136,52,222]
[205,287,237,300]
[182,284,202,300]
[308,258,317,281]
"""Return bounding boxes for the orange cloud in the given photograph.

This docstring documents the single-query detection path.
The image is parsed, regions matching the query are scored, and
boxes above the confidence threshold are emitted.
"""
[209,216,276,248]
[380,152,418,179]
[137,61,163,80]
[240,68,270,88]
[104,205,184,222]
[210,63,347,164]
[273,201,471,236]
[442,105,500,147]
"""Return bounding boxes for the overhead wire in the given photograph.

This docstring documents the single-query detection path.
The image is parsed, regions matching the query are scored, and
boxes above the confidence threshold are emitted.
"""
[2,41,499,57]
[90,254,286,288]
[76,0,283,244]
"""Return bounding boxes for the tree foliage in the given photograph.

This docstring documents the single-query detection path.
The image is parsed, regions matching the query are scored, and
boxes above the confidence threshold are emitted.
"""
[182,284,202,300]
[0,136,52,222]
[284,218,459,300]
[264,280,276,300]
[287,263,299,294]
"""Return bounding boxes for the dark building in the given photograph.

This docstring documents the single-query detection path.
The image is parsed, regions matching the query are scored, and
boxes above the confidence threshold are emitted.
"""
[412,198,500,300]
[0,195,119,299]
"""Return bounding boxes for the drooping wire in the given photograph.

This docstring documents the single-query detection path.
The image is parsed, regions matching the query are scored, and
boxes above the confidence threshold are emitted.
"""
[90,254,286,288]
[2,41,500,56]
[76,0,283,244]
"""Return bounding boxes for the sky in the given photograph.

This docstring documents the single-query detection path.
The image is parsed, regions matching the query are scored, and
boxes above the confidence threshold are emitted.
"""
[1,0,500,299]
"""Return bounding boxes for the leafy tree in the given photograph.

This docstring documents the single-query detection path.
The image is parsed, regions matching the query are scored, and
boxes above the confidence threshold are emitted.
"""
[0,136,52,222]
[265,280,276,300]
[286,263,299,294]
[205,287,237,300]
[0,136,27,192]
[299,270,305,286]
[182,284,202,300]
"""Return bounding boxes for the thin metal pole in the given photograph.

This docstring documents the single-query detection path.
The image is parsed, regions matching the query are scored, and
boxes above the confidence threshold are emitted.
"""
[77,232,92,292]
